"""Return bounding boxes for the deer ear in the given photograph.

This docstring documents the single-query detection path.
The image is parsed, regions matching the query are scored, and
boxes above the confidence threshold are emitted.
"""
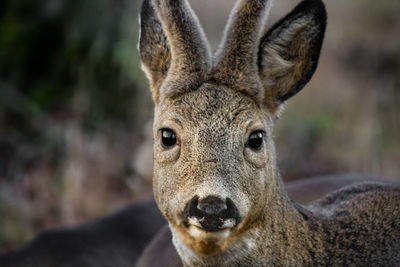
[138,0,171,103]
[259,0,326,109]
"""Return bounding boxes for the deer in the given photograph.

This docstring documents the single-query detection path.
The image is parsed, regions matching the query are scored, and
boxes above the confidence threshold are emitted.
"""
[0,199,167,267]
[138,0,400,265]
[1,0,399,266]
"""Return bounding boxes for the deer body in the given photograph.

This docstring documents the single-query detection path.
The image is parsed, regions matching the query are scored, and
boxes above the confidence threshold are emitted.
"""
[139,0,400,266]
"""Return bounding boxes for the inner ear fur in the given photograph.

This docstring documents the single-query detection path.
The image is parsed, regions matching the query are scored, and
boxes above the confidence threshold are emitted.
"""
[258,0,326,110]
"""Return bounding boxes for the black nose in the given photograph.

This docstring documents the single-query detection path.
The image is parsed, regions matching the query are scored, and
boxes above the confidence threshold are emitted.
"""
[183,195,240,232]
[197,196,227,215]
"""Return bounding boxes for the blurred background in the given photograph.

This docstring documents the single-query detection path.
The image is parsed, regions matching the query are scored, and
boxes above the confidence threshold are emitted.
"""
[0,0,399,252]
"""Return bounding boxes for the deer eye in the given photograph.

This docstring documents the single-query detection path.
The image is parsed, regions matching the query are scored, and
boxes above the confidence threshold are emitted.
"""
[161,128,177,148]
[246,130,264,151]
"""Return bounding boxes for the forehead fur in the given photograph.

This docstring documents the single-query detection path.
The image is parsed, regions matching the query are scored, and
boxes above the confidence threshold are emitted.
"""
[156,83,269,127]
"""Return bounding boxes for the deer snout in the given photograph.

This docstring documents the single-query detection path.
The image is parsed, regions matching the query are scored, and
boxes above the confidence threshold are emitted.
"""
[183,195,240,232]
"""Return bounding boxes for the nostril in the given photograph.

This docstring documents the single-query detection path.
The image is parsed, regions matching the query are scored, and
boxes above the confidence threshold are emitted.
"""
[197,196,227,215]
[183,195,240,231]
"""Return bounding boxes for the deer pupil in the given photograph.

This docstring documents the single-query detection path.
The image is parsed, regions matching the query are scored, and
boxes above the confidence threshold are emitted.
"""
[161,129,176,148]
[247,131,264,151]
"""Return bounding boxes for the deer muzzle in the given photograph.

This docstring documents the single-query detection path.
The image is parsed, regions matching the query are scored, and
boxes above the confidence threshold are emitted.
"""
[182,195,240,232]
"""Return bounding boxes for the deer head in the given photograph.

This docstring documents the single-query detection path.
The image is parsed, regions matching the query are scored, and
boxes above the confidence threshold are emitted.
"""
[139,0,326,264]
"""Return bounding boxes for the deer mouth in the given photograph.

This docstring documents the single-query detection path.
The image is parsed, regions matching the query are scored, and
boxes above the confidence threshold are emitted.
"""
[182,196,240,233]
[187,216,237,232]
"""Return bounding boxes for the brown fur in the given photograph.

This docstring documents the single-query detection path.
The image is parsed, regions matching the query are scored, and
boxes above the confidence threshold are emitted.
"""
[137,175,399,267]
[139,0,400,266]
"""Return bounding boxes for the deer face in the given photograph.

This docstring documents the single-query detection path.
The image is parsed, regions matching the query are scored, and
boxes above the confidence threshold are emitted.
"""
[152,84,277,254]
[139,0,326,257]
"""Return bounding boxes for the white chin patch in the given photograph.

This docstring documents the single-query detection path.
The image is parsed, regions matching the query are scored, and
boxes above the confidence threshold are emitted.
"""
[188,226,231,240]
[187,216,236,240]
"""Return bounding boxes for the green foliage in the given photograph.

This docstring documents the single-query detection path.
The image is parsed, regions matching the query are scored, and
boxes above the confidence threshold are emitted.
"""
[0,0,150,132]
